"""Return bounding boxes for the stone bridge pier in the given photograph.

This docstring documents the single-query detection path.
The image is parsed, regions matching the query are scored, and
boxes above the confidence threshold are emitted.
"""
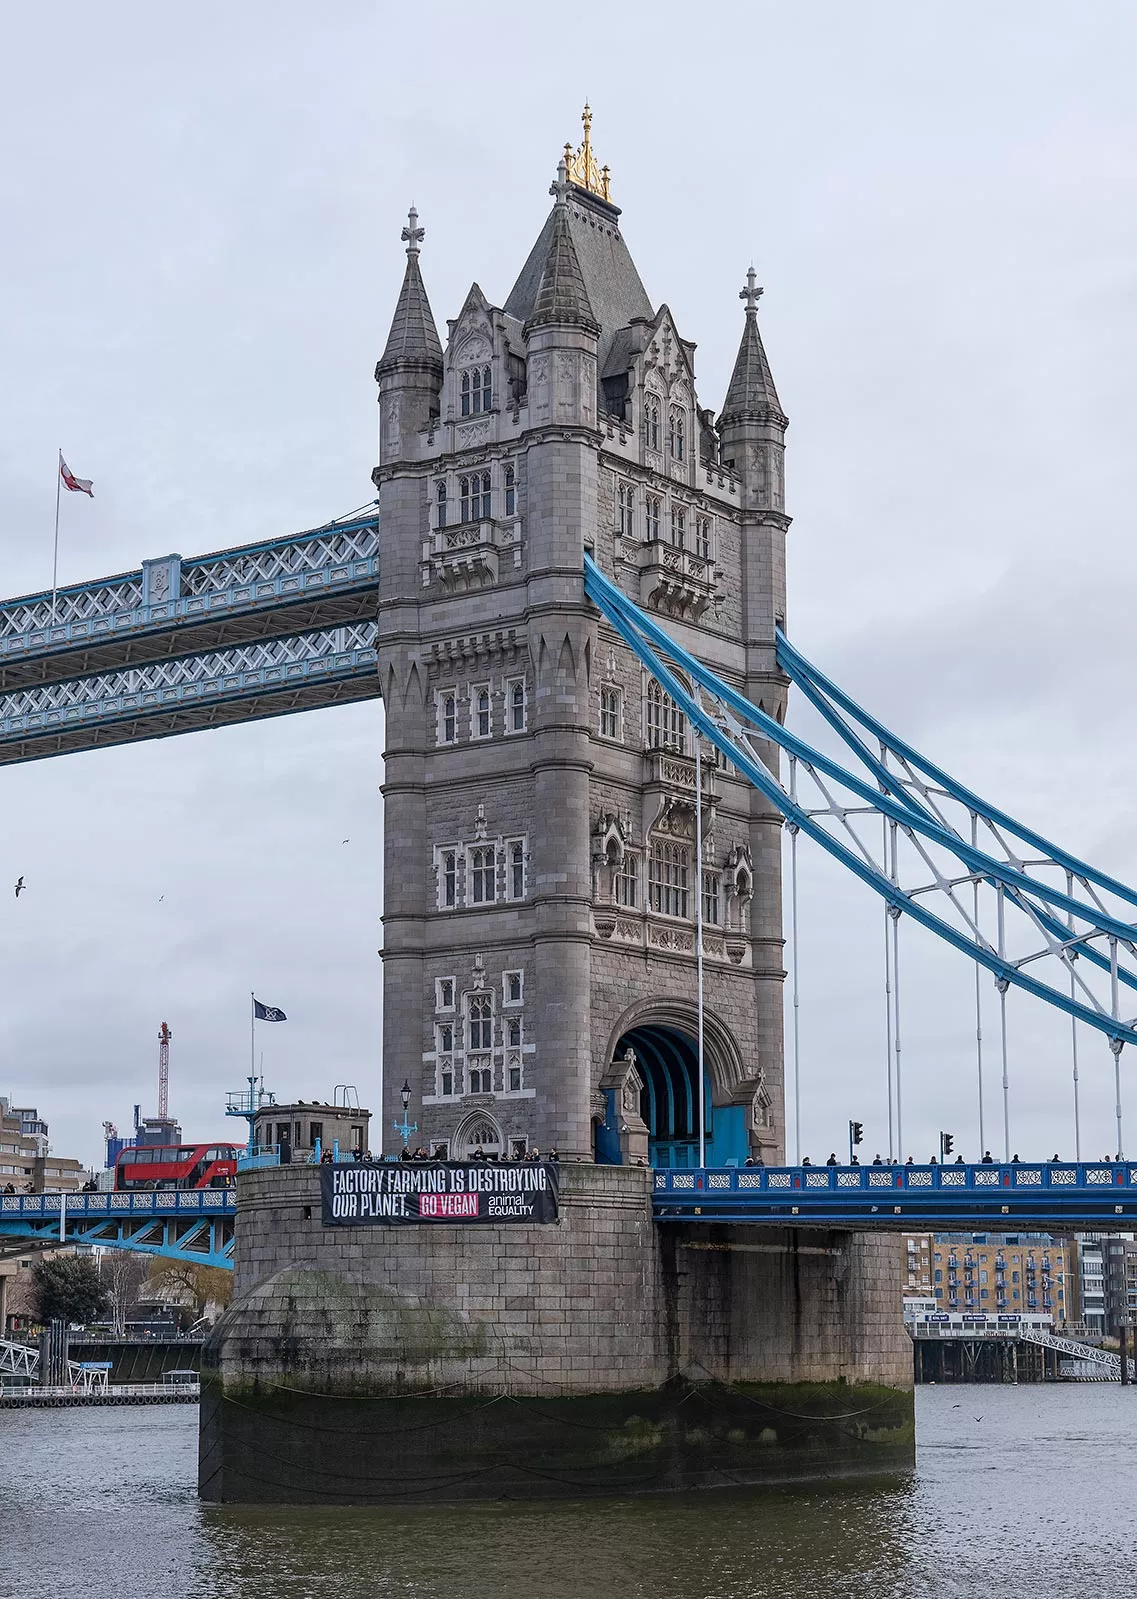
[199,1165,913,1503]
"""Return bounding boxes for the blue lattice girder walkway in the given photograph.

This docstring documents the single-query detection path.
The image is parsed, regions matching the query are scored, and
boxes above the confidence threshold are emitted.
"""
[652,1161,1137,1228]
[0,515,380,692]
[0,1191,235,1268]
[0,513,382,762]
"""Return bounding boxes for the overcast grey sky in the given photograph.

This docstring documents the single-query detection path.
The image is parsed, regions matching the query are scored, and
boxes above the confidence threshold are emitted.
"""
[2,2,1135,1168]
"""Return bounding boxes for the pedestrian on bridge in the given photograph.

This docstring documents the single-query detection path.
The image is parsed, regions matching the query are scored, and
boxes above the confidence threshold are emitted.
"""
[826,1153,838,1166]
[981,1151,995,1163]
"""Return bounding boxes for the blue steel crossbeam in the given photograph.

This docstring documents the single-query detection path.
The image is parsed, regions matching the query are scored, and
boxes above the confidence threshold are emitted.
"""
[0,1191,235,1269]
[652,1161,1137,1228]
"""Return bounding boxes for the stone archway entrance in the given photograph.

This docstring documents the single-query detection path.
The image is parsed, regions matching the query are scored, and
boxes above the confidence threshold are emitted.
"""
[618,1024,700,1168]
[453,1113,503,1159]
[600,1018,752,1169]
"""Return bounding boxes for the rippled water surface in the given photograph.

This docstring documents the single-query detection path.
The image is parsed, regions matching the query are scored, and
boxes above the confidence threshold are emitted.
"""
[2,1386,1136,1598]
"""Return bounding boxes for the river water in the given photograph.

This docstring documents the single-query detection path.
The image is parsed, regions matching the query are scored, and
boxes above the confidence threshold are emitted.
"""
[2,1386,1135,1598]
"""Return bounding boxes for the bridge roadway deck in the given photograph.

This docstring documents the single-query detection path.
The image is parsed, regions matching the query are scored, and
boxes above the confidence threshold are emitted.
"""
[651,1160,1137,1228]
[5,1162,1133,1263]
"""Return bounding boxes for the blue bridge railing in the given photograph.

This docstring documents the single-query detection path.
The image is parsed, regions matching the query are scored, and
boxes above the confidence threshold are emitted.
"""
[652,1162,1137,1227]
[0,1190,235,1269]
[1,1191,236,1219]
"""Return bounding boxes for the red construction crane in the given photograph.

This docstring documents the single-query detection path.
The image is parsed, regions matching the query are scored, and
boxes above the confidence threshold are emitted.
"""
[157,1021,172,1121]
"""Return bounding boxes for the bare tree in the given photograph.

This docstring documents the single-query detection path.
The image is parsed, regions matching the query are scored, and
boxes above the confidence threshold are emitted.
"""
[98,1251,147,1336]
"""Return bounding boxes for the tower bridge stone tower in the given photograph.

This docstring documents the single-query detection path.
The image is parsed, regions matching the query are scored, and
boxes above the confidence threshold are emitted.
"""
[373,112,790,1165]
[201,115,914,1506]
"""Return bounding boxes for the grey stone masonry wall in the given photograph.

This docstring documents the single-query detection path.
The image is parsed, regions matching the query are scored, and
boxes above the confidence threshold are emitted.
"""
[215,1166,910,1398]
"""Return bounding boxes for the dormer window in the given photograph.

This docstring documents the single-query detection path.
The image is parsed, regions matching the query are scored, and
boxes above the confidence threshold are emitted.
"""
[461,366,492,417]
[643,400,660,451]
[669,410,685,462]
[460,473,491,523]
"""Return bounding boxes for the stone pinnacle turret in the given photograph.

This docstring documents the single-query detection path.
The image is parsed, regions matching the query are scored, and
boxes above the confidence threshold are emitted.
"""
[719,266,786,427]
[376,206,444,378]
[523,167,600,336]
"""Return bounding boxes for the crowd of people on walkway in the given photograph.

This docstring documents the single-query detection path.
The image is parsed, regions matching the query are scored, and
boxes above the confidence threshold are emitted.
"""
[316,1145,560,1165]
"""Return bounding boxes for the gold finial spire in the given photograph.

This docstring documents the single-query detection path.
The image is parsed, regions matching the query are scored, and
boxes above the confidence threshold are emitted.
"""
[562,102,611,202]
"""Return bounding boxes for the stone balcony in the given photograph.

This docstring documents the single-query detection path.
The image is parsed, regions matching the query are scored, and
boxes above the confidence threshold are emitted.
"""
[428,518,521,592]
[639,543,716,620]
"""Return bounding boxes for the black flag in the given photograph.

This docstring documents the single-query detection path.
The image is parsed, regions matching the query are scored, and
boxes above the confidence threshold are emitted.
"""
[253,999,287,1022]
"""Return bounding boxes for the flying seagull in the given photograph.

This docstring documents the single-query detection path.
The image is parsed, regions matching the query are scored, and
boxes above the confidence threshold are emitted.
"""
[13,876,24,898]
[342,838,350,845]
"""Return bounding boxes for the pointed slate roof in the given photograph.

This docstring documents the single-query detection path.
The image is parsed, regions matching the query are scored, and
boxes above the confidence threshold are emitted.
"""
[719,296,785,426]
[507,187,651,366]
[376,214,444,378]
[524,201,599,335]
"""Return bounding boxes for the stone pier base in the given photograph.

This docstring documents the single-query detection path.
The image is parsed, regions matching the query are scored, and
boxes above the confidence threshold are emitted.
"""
[200,1165,914,1504]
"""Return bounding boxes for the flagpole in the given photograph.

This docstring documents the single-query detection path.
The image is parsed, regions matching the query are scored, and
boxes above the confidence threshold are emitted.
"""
[51,449,62,624]
[250,991,256,1082]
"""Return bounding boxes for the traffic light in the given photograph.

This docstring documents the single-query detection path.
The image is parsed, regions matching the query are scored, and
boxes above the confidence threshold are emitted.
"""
[850,1121,864,1146]
[940,1131,954,1158]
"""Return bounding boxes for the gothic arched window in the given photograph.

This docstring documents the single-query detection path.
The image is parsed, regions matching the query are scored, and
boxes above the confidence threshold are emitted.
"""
[643,399,660,451]
[462,366,492,416]
[479,471,491,520]
[649,841,690,918]
[474,686,491,739]
[504,464,516,517]
[645,679,687,753]
[467,994,493,1050]
[436,480,447,528]
[669,409,685,461]
[508,841,526,900]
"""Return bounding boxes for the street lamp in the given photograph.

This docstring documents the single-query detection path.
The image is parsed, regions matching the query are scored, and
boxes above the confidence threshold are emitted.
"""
[393,1079,418,1150]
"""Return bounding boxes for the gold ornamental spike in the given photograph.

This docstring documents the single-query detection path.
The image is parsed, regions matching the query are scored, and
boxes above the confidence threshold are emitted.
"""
[562,102,611,202]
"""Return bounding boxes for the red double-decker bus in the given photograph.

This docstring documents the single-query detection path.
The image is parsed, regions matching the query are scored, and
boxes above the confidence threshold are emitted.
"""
[114,1142,238,1191]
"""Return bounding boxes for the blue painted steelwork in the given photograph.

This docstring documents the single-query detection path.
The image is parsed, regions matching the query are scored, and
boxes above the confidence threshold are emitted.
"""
[652,1162,1137,1228]
[0,511,382,764]
[584,555,1137,1050]
[0,1191,235,1268]
[0,628,377,764]
[0,514,380,690]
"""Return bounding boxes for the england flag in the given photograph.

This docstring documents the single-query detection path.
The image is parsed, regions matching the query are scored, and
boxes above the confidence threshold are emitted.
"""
[59,452,93,497]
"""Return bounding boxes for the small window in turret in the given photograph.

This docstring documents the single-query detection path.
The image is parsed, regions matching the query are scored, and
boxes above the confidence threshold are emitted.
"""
[436,480,448,529]
[504,464,516,517]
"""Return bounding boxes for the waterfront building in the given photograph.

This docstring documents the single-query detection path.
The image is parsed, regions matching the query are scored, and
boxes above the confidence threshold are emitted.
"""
[930,1233,1074,1327]
[903,1234,935,1297]
[1073,1236,1107,1334]
[251,1100,372,1162]
[0,1095,85,1193]
[1101,1236,1137,1335]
